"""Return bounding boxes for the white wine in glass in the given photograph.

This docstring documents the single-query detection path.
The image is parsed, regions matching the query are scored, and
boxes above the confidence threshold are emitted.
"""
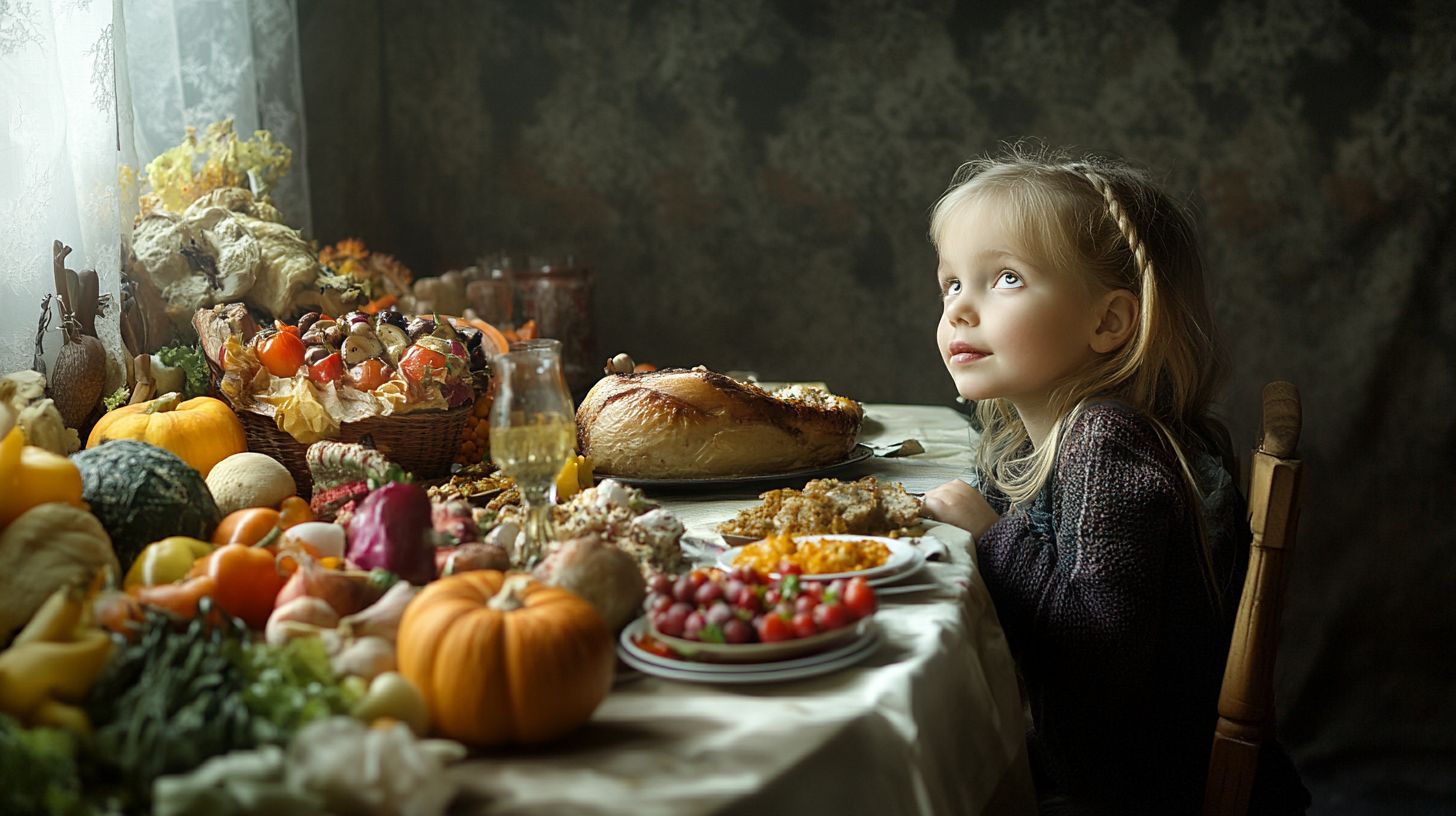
[489,347,576,567]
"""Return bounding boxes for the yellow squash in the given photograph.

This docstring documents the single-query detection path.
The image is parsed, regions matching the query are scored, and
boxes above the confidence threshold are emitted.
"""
[0,429,86,526]
[87,392,246,478]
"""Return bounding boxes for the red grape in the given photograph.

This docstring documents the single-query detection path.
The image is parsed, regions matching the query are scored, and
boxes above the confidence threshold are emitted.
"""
[672,575,696,603]
[722,618,753,644]
[648,573,672,595]
[683,610,707,641]
[694,580,724,606]
[731,585,761,614]
[658,602,692,637]
[705,600,734,627]
[649,594,673,615]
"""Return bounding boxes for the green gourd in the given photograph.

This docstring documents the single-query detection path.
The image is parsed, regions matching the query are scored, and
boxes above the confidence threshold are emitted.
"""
[71,440,222,570]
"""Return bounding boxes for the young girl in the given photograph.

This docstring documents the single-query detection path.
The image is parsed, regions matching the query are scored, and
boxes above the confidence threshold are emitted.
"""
[921,148,1308,814]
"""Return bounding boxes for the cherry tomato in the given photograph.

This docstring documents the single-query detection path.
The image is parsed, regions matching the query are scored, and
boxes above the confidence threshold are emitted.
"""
[398,344,447,383]
[349,358,391,391]
[812,601,851,632]
[756,613,794,643]
[254,330,306,377]
[791,611,817,638]
[307,352,345,385]
[843,577,878,620]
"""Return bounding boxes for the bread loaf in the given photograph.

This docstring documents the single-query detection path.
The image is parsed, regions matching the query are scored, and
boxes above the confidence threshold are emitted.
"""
[576,368,863,479]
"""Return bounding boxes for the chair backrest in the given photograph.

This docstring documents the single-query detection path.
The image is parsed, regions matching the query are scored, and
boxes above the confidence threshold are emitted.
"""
[1203,381,1303,816]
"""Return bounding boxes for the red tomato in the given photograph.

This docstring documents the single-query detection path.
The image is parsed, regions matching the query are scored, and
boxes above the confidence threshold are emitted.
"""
[756,613,794,643]
[254,330,306,377]
[398,344,447,383]
[843,577,877,620]
[349,358,391,391]
[307,352,344,385]
[791,611,817,639]
[812,601,851,632]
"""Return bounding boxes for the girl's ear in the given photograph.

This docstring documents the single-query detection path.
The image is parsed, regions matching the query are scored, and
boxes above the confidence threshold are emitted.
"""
[1090,289,1139,353]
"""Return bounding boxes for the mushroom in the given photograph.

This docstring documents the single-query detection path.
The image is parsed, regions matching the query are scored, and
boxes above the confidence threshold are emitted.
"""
[606,353,635,375]
[342,328,385,366]
[376,323,410,364]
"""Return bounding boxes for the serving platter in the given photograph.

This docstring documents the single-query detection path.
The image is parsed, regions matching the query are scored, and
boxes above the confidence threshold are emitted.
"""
[598,443,874,491]
[617,617,880,683]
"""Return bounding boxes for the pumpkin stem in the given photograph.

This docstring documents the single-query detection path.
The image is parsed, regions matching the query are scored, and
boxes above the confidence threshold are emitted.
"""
[145,392,183,414]
[486,574,534,612]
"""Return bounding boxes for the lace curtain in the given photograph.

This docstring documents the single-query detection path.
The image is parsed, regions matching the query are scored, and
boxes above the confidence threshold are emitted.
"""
[0,0,308,381]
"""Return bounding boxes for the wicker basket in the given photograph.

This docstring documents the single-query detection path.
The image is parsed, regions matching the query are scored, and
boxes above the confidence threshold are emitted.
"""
[237,405,470,497]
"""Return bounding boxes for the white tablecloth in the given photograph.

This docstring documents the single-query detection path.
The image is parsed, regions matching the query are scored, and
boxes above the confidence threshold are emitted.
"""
[449,404,1033,815]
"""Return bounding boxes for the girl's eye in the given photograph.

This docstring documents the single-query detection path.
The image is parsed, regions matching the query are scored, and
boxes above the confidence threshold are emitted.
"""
[940,278,962,299]
[993,271,1023,289]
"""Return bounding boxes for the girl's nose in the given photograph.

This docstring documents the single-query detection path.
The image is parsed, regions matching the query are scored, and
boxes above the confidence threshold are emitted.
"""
[946,294,978,326]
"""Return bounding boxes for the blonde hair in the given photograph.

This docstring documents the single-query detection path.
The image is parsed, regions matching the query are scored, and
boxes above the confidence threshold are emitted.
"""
[931,145,1232,586]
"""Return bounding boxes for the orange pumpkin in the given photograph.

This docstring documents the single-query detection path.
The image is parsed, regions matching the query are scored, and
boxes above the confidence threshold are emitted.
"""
[87,393,246,478]
[397,571,614,747]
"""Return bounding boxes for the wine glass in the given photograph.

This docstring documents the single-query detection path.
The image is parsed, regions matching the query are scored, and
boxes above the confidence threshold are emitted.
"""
[489,346,576,568]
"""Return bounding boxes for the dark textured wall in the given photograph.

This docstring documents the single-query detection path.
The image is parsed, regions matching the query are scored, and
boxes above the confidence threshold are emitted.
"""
[299,0,1456,807]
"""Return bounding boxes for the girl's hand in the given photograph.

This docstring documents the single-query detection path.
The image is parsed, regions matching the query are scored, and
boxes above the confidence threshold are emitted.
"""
[921,479,1000,539]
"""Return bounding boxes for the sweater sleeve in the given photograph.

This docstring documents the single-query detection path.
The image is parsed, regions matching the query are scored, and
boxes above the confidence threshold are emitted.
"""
[974,405,1184,678]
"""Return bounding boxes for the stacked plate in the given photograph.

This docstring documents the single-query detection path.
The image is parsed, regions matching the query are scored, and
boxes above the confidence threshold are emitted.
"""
[617,617,880,684]
[716,534,928,587]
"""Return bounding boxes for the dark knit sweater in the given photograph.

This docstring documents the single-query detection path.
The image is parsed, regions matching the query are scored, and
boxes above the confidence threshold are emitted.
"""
[973,400,1275,814]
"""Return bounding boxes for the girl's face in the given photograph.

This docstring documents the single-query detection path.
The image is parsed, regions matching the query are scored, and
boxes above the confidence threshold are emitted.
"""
[935,195,1104,410]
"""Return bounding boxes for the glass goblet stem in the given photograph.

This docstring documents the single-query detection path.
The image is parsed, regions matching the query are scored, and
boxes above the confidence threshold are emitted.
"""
[517,484,555,568]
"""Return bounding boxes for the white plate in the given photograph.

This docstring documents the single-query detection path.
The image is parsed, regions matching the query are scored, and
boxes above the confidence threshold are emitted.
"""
[717,534,916,581]
[617,625,881,685]
[622,616,875,669]
[861,553,931,585]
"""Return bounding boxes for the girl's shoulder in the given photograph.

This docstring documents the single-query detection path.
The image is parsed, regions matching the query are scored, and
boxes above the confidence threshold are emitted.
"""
[1063,398,1162,447]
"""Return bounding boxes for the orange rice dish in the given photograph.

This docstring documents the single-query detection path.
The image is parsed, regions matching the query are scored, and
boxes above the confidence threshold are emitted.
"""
[732,534,891,575]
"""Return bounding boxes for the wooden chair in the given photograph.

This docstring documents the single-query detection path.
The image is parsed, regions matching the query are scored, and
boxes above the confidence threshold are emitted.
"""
[1203,381,1303,815]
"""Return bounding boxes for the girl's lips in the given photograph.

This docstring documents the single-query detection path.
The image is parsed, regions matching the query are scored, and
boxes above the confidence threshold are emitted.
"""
[947,341,988,365]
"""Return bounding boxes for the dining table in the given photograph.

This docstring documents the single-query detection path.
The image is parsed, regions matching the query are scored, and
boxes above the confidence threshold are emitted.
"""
[448,402,1036,815]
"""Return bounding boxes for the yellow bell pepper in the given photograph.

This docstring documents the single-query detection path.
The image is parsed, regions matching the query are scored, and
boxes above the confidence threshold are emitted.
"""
[0,429,86,526]
[124,536,215,589]
[554,454,594,500]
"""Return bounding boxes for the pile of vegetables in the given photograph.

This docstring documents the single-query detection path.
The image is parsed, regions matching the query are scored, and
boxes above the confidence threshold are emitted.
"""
[0,372,639,812]
[82,603,363,810]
